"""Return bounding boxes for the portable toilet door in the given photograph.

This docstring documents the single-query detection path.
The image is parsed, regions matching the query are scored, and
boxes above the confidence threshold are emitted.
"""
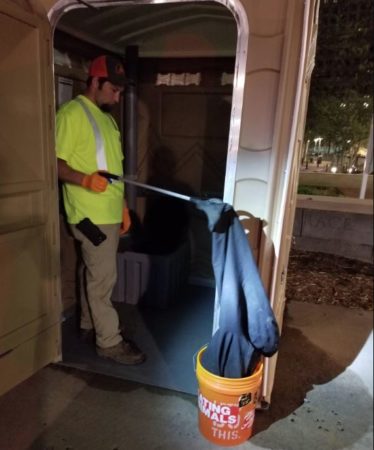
[0,0,319,403]
[0,0,61,396]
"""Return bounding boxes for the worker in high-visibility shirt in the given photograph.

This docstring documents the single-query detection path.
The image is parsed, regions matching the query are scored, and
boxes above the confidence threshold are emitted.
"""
[56,55,145,365]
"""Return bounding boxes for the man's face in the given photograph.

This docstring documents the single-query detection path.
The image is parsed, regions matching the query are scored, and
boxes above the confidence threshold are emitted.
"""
[96,80,124,112]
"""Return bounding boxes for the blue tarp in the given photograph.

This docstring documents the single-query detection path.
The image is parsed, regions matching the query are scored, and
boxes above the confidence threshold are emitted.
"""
[194,199,279,378]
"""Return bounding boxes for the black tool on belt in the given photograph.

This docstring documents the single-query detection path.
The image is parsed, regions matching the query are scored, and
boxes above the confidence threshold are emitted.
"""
[76,218,107,246]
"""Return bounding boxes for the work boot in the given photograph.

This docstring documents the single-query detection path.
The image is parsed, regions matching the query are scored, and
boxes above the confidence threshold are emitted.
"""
[97,340,146,365]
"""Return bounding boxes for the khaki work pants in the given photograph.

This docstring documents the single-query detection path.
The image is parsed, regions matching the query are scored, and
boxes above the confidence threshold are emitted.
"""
[70,223,122,349]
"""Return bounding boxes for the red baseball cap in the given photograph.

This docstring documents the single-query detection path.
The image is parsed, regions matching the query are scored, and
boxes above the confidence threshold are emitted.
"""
[89,55,126,86]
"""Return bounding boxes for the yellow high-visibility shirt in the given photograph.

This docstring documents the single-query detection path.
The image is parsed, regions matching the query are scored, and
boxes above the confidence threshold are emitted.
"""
[56,95,124,224]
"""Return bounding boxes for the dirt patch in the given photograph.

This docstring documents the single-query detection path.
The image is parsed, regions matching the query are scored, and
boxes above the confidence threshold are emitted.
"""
[286,249,373,311]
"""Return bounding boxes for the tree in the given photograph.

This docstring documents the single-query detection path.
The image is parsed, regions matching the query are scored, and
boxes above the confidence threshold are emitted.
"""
[304,0,373,166]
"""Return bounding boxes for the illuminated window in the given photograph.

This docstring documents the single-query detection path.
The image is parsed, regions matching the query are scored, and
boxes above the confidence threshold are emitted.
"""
[156,73,201,86]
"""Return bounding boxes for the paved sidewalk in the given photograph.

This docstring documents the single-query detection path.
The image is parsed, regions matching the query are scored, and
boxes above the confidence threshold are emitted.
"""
[0,302,372,450]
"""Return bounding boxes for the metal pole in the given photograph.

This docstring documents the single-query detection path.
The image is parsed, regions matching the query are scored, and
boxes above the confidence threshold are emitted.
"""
[359,119,373,199]
[121,177,192,203]
[124,46,139,210]
[359,173,369,199]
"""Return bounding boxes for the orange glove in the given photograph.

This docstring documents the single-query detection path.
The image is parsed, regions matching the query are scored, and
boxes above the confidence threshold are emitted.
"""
[119,207,131,235]
[81,172,108,193]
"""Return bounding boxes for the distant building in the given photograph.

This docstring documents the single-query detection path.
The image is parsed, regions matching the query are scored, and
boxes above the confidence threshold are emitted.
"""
[304,0,373,169]
[311,0,373,97]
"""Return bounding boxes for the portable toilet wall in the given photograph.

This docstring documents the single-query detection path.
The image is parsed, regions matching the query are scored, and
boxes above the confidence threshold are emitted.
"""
[233,1,320,405]
[0,0,319,404]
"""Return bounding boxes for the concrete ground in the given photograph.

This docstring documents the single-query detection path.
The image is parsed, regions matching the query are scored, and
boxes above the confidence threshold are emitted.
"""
[0,301,372,450]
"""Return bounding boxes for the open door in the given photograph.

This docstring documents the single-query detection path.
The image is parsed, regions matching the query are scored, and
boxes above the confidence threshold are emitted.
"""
[0,0,61,396]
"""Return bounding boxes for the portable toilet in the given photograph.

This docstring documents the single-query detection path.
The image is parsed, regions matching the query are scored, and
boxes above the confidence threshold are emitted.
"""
[0,0,320,407]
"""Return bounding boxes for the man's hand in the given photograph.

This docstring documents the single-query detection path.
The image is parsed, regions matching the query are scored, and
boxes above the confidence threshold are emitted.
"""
[81,172,109,193]
[119,207,131,235]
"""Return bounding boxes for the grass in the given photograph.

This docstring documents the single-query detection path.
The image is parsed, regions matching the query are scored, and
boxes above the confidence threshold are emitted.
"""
[297,184,343,196]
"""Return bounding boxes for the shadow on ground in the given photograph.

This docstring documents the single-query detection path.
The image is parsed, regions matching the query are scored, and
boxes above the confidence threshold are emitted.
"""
[253,305,372,441]
[254,324,344,433]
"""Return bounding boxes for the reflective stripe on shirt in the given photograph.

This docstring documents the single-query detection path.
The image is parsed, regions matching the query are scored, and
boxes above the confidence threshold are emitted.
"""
[75,97,108,171]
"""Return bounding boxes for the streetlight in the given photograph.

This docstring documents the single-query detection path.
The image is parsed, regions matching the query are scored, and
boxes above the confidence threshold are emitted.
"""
[314,137,323,153]
[313,137,323,169]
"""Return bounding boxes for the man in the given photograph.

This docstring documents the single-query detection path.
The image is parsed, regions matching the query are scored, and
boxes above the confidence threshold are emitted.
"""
[56,55,145,365]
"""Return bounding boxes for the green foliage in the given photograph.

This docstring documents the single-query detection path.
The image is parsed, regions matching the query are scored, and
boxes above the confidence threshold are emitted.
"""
[305,90,372,151]
[297,185,343,197]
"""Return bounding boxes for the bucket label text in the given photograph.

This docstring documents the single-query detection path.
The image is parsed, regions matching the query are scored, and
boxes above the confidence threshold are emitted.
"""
[198,393,239,425]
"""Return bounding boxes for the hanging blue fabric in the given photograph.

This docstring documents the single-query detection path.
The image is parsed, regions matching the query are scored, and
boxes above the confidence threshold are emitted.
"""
[193,198,279,378]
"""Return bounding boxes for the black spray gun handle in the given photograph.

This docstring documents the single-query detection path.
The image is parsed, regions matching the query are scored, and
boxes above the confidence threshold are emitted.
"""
[98,171,122,182]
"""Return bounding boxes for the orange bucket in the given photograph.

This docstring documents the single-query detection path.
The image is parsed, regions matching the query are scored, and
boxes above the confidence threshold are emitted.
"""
[196,346,263,447]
